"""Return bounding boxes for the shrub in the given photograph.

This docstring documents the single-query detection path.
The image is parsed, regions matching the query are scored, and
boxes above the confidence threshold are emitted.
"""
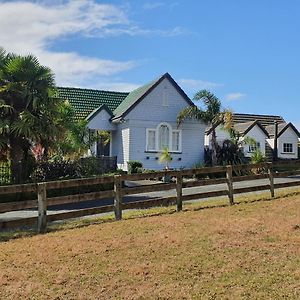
[127,161,143,174]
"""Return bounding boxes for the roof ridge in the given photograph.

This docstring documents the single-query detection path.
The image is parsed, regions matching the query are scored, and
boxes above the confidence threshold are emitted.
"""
[233,112,284,118]
[57,86,129,95]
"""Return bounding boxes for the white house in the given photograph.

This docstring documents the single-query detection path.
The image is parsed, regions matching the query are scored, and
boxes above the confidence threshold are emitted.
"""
[205,120,269,158]
[205,113,299,161]
[58,73,206,171]
[266,123,300,159]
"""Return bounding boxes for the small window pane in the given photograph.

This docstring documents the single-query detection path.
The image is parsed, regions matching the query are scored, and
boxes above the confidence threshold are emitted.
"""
[283,143,293,153]
[147,130,156,151]
[249,142,260,152]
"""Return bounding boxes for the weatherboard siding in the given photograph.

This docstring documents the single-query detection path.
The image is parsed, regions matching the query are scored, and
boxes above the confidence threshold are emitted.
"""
[242,125,267,157]
[125,77,192,122]
[277,127,298,159]
[87,109,116,131]
[127,120,204,170]
[117,75,206,170]
[111,124,131,170]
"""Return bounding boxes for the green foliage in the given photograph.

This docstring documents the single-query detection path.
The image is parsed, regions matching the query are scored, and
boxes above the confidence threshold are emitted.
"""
[251,149,267,164]
[127,161,143,174]
[0,48,94,182]
[159,148,172,169]
[177,89,232,166]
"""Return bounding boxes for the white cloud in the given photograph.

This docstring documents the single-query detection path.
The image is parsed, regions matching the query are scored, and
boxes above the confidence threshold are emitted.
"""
[178,78,223,91]
[0,0,186,87]
[225,92,246,101]
[85,80,140,92]
[0,0,134,86]
[143,2,165,10]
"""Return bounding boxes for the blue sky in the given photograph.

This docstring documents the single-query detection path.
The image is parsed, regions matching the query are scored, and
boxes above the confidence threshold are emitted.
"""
[0,0,300,128]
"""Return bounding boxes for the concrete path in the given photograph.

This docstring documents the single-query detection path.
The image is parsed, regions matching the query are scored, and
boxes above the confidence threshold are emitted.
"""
[1,176,300,222]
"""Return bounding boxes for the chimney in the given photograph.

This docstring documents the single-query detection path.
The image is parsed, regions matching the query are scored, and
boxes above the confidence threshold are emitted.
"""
[273,121,278,161]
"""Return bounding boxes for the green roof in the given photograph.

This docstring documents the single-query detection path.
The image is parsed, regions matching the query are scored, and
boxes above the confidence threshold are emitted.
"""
[56,87,129,120]
[113,72,194,120]
[57,73,193,121]
[113,77,159,119]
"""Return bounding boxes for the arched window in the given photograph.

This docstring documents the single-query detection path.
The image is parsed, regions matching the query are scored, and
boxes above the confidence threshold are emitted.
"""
[146,122,181,152]
[158,124,170,150]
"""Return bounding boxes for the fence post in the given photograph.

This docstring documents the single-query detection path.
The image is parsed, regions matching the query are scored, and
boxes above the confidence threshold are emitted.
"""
[37,182,47,233]
[226,165,234,205]
[268,163,275,198]
[176,174,183,211]
[114,175,122,220]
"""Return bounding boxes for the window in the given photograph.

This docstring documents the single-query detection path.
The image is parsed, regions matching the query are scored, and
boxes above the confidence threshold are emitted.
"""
[172,131,180,152]
[248,142,260,153]
[146,129,156,151]
[283,143,293,153]
[146,123,181,152]
[162,86,169,106]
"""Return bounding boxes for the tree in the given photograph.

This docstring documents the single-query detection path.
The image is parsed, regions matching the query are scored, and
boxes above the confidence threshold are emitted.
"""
[177,90,232,166]
[0,48,73,182]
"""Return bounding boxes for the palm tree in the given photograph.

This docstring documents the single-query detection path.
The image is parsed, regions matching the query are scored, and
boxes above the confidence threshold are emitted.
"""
[177,90,232,166]
[0,49,67,182]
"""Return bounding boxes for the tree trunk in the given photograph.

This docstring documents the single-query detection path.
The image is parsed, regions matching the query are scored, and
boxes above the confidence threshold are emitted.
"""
[211,129,218,166]
[9,137,24,184]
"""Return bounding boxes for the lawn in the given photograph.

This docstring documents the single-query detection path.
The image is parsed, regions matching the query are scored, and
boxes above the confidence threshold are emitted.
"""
[1,194,300,299]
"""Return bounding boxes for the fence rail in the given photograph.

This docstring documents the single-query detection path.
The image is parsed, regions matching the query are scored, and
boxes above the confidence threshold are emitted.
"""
[1,160,300,232]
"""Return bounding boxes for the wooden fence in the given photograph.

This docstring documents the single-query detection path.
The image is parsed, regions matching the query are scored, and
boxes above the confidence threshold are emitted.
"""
[1,160,300,233]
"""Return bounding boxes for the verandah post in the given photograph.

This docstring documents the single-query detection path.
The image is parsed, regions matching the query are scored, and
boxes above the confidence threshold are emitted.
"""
[226,165,234,205]
[268,163,275,198]
[176,173,183,211]
[37,182,47,233]
[114,175,122,220]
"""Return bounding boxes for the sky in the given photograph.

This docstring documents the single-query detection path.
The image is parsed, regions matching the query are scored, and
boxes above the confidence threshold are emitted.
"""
[0,0,300,128]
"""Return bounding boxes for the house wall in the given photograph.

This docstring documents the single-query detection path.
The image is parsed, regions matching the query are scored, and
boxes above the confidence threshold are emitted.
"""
[277,127,298,159]
[205,125,268,158]
[242,126,267,158]
[205,126,230,147]
[111,123,130,170]
[127,120,204,170]
[113,77,205,170]
[87,109,116,131]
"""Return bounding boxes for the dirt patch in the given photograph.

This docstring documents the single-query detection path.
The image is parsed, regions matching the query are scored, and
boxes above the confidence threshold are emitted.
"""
[1,195,300,299]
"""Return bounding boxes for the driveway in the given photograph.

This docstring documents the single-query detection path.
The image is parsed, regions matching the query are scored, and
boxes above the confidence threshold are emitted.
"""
[1,176,300,222]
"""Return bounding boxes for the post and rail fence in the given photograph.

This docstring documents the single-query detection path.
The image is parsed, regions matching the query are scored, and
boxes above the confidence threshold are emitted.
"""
[1,160,300,233]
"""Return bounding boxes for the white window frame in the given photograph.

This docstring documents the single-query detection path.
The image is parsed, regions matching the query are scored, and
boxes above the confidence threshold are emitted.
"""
[282,143,293,153]
[146,129,156,151]
[248,142,260,153]
[145,122,182,153]
[171,130,182,152]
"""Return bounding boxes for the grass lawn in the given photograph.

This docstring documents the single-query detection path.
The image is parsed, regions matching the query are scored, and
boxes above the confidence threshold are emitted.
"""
[1,193,300,299]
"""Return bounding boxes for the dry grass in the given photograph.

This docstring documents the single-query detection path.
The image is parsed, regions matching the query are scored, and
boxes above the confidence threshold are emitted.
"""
[2,192,300,299]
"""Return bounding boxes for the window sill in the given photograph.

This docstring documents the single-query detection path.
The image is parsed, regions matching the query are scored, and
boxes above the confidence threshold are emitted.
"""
[145,150,182,154]
[280,152,295,155]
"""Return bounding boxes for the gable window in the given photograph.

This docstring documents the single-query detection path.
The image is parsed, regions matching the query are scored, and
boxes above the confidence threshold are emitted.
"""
[162,86,169,106]
[146,122,181,152]
[248,142,260,153]
[283,143,293,153]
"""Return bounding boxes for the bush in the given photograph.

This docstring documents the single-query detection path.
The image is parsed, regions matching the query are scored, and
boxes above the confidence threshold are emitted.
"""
[127,161,143,174]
